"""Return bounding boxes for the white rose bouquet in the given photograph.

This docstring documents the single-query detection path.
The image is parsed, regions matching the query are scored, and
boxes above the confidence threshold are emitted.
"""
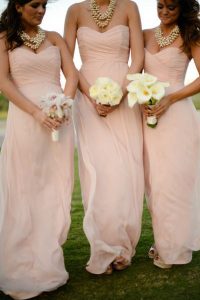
[40,93,73,141]
[89,77,123,107]
[126,73,169,127]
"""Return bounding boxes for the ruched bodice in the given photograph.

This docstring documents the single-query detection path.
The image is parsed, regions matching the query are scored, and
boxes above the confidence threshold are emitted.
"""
[77,25,129,64]
[145,48,189,88]
[9,46,61,87]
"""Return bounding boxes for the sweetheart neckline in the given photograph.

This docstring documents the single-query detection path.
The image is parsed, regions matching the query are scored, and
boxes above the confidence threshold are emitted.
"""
[145,47,187,57]
[77,25,129,35]
[10,45,59,56]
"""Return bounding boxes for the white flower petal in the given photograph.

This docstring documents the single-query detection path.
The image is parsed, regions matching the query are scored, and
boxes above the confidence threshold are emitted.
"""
[128,93,138,108]
[137,85,152,103]
[150,83,165,100]
[127,73,143,81]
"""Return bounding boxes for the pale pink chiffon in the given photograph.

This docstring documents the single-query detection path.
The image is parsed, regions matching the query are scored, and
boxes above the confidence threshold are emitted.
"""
[144,48,200,264]
[74,26,144,274]
[0,46,74,299]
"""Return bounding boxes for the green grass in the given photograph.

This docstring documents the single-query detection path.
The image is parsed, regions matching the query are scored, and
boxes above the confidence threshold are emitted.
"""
[1,151,200,300]
[192,94,200,110]
[0,111,7,120]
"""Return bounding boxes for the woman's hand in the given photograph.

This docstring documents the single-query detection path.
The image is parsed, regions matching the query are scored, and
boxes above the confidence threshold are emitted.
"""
[95,103,119,117]
[143,96,172,119]
[32,110,63,131]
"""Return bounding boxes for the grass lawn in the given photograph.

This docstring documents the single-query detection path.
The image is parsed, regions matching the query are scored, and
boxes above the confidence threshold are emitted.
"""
[0,111,7,121]
[1,151,200,300]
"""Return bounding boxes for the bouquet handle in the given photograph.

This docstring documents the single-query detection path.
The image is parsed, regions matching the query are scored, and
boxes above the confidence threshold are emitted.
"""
[51,129,59,142]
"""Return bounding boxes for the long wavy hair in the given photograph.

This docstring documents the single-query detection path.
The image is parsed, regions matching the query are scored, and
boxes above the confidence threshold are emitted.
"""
[171,0,200,56]
[0,0,43,50]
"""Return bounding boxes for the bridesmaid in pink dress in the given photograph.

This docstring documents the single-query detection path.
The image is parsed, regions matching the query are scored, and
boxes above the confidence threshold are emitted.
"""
[0,0,77,299]
[64,0,144,275]
[143,0,200,269]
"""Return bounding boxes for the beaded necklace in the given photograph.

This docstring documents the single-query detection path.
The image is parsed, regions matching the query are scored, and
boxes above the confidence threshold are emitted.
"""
[19,27,46,52]
[90,0,117,29]
[155,25,180,48]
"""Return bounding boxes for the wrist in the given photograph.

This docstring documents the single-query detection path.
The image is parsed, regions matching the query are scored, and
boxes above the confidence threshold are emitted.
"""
[31,106,40,117]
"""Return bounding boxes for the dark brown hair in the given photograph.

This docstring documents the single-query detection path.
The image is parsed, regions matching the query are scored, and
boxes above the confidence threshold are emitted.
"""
[0,0,49,50]
[174,0,200,56]
[0,0,35,50]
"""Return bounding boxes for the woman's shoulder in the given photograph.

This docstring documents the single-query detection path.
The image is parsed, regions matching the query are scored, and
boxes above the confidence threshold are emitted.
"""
[122,0,138,11]
[45,31,64,46]
[143,28,156,40]
[67,1,86,15]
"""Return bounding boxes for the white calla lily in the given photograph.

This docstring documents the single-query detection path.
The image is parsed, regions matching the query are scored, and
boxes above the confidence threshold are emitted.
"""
[126,72,170,128]
[127,73,143,81]
[141,73,157,86]
[128,93,138,108]
[127,80,140,93]
[137,84,152,104]
[150,82,165,101]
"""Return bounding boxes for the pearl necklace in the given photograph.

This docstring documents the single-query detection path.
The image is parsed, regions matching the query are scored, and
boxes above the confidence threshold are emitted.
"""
[90,0,117,29]
[19,27,46,51]
[155,25,180,48]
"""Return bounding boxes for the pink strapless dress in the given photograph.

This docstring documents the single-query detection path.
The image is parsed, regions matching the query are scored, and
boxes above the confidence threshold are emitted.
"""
[0,46,74,299]
[144,48,200,264]
[75,25,144,274]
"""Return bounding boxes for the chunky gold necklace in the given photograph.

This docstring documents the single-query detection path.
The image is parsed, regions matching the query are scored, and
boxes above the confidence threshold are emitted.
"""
[19,27,46,51]
[90,0,117,29]
[155,25,180,48]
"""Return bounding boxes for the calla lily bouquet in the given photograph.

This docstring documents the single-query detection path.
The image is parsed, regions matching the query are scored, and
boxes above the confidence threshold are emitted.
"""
[126,73,169,127]
[40,93,73,141]
[89,77,123,107]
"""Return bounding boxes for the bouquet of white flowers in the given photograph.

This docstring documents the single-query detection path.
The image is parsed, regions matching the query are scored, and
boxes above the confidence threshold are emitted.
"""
[126,73,169,127]
[89,77,123,106]
[40,93,73,141]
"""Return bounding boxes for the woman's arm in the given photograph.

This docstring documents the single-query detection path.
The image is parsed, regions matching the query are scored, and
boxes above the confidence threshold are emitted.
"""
[48,31,78,99]
[0,37,60,131]
[148,45,200,119]
[64,4,91,99]
[63,4,107,116]
[123,1,144,96]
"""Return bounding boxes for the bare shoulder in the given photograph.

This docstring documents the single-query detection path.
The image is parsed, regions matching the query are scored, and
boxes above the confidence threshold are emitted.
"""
[124,0,140,20]
[143,28,156,46]
[67,1,86,16]
[143,29,155,39]
[46,31,64,45]
[125,0,139,12]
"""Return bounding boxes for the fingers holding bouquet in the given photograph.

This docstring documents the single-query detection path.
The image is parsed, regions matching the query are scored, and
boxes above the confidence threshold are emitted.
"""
[95,103,119,117]
[32,110,61,131]
[126,73,170,128]
[147,96,172,119]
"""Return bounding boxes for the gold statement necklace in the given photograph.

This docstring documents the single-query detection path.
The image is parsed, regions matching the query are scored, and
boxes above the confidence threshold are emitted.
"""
[90,0,117,29]
[155,25,180,48]
[19,27,46,51]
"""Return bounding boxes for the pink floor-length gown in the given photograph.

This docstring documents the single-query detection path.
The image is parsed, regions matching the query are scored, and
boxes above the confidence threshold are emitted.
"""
[74,25,144,274]
[144,47,200,264]
[0,46,74,299]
